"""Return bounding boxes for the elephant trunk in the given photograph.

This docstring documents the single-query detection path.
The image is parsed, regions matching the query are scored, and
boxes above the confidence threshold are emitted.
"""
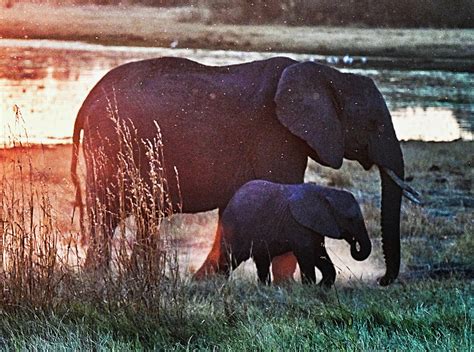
[349,232,372,261]
[362,102,405,285]
[367,111,404,285]
[379,166,403,286]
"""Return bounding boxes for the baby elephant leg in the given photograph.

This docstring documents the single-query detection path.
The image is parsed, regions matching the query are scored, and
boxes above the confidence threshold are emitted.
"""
[315,244,336,287]
[293,247,316,284]
[254,256,271,285]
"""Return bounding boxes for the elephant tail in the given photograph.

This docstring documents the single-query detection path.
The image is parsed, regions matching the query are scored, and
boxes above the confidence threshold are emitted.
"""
[71,115,85,242]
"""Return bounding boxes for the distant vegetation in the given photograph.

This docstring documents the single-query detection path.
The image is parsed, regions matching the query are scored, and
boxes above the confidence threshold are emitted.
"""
[4,0,473,28]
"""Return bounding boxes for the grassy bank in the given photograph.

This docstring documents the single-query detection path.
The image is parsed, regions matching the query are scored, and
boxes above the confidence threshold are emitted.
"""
[1,279,471,350]
[1,3,473,62]
[0,140,472,349]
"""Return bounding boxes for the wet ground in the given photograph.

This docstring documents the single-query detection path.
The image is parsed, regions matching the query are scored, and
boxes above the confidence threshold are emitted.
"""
[1,39,473,145]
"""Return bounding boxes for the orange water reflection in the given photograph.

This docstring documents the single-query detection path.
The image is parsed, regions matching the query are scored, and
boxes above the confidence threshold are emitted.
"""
[1,62,106,145]
[1,39,472,145]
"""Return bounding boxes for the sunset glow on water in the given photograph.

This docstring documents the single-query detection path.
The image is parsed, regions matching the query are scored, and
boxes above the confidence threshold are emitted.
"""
[1,39,472,145]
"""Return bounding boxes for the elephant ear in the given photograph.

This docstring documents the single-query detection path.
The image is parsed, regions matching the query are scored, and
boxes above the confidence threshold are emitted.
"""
[275,62,344,169]
[322,188,364,233]
[289,185,342,239]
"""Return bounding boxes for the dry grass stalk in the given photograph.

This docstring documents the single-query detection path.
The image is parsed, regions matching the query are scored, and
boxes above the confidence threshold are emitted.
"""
[1,104,182,311]
[0,106,65,307]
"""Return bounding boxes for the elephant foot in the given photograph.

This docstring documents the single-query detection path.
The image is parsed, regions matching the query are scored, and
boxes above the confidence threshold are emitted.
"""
[378,274,397,286]
[83,248,98,270]
[83,258,108,273]
[83,244,110,273]
[318,278,335,288]
[193,260,219,280]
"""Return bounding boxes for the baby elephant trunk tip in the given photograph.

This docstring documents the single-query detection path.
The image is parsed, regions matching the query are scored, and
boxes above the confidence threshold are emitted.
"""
[350,237,372,261]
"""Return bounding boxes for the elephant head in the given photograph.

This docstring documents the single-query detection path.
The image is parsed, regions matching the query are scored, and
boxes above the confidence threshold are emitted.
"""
[275,62,420,285]
[288,185,371,261]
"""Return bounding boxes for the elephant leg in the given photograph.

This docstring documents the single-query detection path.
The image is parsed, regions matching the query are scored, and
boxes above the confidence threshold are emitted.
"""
[84,206,118,271]
[84,215,100,269]
[194,208,225,280]
[315,245,336,288]
[213,240,235,278]
[230,252,245,271]
[293,247,316,284]
[254,256,271,285]
[129,215,161,276]
[271,252,298,284]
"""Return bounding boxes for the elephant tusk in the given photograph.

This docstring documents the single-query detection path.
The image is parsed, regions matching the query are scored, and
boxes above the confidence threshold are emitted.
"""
[402,189,423,205]
[382,167,423,205]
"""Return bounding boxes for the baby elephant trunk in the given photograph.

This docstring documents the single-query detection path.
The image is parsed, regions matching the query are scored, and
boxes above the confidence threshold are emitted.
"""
[349,233,372,261]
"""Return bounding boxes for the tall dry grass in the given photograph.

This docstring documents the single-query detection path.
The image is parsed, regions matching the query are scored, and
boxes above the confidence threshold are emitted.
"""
[0,106,69,307]
[82,110,183,298]
[0,105,183,313]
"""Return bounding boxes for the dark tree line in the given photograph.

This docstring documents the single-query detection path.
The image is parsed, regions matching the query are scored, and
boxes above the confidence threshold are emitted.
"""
[202,0,473,28]
[7,0,473,28]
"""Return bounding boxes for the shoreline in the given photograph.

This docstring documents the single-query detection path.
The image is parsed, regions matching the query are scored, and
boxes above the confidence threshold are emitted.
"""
[2,37,473,73]
[1,3,473,72]
[1,139,472,151]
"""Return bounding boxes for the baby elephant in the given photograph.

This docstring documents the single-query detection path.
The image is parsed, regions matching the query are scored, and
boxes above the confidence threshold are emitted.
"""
[216,180,371,286]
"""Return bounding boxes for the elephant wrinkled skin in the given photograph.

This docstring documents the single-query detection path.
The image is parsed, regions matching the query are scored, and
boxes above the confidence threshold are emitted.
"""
[71,56,407,285]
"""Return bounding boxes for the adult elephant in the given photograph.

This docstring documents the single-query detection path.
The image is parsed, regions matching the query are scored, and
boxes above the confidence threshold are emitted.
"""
[71,56,419,285]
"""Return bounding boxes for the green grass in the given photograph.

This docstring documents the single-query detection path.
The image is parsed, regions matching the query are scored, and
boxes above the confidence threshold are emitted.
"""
[0,279,471,350]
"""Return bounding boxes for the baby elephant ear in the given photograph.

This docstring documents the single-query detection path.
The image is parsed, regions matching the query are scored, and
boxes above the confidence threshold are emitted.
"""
[275,62,344,169]
[289,187,342,239]
[323,188,364,231]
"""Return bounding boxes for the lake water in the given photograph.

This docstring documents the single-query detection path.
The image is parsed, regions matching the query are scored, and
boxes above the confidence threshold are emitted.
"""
[1,39,473,145]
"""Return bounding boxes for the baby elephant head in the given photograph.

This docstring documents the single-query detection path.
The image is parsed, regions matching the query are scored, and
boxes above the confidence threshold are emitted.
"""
[289,185,372,261]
